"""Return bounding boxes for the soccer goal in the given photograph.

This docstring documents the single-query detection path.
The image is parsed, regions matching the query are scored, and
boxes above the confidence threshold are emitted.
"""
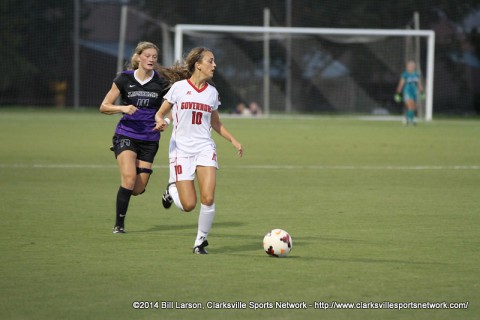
[174,24,435,120]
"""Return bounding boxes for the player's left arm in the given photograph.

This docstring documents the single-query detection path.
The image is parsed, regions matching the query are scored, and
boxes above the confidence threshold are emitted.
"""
[418,78,424,93]
[211,110,243,157]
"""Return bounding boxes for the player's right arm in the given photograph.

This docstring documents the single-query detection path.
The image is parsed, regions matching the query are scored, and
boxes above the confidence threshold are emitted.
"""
[395,78,405,94]
[153,100,173,131]
[394,77,405,102]
[100,83,137,115]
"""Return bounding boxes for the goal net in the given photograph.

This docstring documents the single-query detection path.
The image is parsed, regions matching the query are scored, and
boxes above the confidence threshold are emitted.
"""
[174,24,435,120]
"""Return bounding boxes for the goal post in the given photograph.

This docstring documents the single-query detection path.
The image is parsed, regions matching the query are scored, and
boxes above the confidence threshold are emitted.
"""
[174,24,435,121]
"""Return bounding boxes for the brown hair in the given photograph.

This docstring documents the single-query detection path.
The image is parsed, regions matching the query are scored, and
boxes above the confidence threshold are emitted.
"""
[156,62,188,84]
[158,47,213,84]
[183,47,212,77]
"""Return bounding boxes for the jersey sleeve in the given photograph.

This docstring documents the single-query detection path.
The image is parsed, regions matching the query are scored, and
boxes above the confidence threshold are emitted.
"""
[161,83,171,97]
[155,72,171,97]
[212,88,221,111]
[164,82,178,104]
[113,73,127,92]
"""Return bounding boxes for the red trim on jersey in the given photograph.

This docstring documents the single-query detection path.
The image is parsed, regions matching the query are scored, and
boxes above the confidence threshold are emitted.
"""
[187,79,209,93]
[174,158,179,182]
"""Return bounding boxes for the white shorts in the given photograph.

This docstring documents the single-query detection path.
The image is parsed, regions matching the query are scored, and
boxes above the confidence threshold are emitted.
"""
[169,149,218,182]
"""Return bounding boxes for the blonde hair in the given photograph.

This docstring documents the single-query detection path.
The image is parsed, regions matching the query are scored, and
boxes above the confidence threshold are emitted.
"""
[128,41,159,70]
[406,60,417,72]
[125,41,183,84]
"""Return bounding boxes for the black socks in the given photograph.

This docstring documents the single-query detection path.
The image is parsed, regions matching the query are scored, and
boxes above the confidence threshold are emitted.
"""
[115,186,133,227]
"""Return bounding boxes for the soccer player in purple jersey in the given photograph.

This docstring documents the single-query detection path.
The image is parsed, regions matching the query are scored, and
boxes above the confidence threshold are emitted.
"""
[100,41,182,234]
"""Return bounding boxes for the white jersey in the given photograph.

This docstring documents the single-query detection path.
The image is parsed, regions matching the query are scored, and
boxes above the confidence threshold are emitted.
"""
[164,79,220,157]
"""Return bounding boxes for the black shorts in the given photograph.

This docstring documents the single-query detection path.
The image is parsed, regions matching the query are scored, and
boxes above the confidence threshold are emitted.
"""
[111,135,159,163]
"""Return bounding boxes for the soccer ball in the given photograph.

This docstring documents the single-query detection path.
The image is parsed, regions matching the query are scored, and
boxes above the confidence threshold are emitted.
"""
[263,229,293,257]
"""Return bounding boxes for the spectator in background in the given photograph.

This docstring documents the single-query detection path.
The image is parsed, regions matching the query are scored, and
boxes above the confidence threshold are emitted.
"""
[248,101,263,116]
[234,102,251,116]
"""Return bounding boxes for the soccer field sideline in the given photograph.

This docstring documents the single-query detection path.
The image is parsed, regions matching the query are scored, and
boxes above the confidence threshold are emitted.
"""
[1,163,480,170]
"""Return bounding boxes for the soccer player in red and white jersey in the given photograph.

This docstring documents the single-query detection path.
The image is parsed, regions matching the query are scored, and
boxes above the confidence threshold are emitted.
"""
[153,47,243,254]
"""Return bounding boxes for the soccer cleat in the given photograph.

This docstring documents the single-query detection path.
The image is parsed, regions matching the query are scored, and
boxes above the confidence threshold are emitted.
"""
[112,226,126,234]
[193,240,209,254]
[162,182,175,209]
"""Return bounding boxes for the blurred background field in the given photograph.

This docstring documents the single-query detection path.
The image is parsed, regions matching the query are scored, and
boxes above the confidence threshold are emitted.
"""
[1,0,479,117]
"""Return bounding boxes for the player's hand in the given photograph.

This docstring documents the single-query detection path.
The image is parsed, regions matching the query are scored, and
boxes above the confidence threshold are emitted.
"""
[122,104,138,115]
[420,92,426,100]
[232,139,243,157]
[153,119,168,132]
[394,93,402,103]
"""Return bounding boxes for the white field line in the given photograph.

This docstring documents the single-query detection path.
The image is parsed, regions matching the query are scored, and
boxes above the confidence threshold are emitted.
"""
[0,164,479,170]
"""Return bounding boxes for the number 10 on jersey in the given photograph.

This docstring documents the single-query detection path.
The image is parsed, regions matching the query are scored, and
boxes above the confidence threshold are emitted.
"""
[191,111,203,125]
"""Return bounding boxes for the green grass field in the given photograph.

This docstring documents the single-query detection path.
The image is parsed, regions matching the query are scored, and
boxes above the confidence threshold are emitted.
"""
[1,108,479,320]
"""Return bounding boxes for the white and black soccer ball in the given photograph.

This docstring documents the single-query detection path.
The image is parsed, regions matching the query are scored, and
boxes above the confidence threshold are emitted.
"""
[263,229,293,257]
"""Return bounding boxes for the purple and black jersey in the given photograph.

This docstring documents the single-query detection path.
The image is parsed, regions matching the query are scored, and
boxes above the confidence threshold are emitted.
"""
[114,70,169,141]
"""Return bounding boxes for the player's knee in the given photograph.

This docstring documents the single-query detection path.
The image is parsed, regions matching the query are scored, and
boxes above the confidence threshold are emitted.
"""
[183,204,196,212]
[201,195,215,206]
[130,168,152,196]
[182,201,196,212]
[121,175,136,190]
[132,189,146,196]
